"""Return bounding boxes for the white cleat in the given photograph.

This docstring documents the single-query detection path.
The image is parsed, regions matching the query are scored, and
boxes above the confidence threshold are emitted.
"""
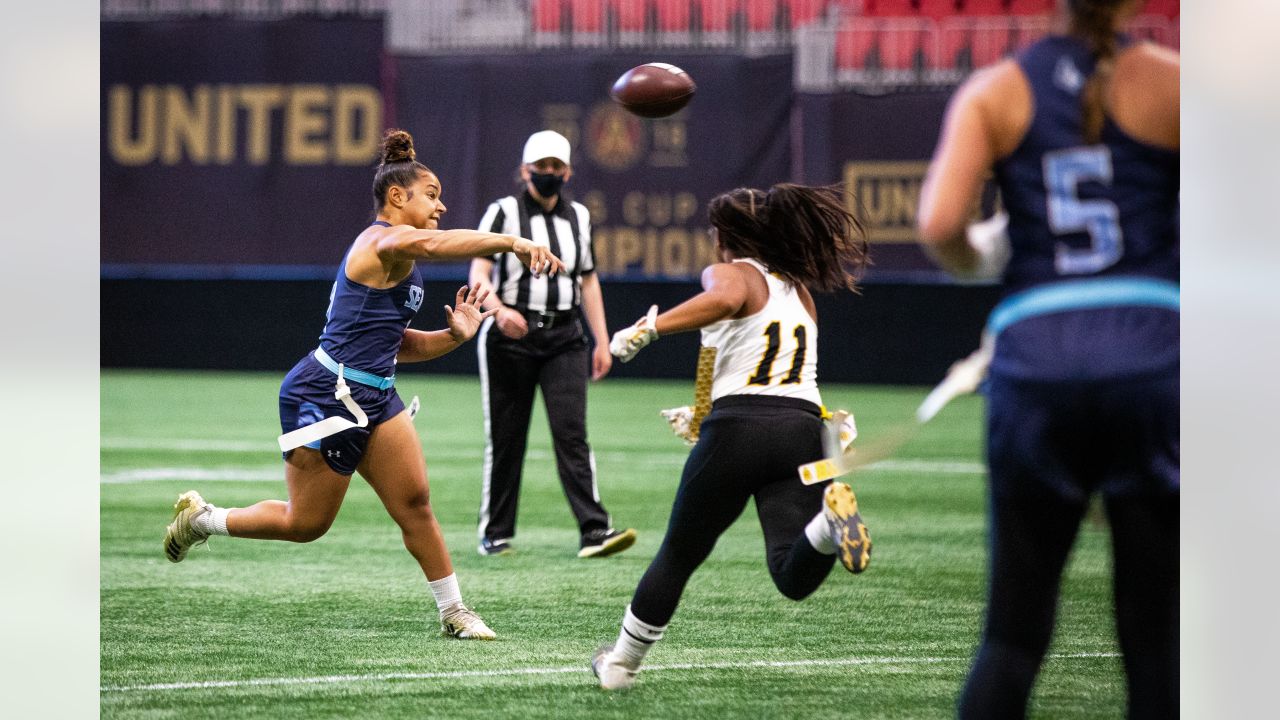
[440,604,496,640]
[591,644,639,690]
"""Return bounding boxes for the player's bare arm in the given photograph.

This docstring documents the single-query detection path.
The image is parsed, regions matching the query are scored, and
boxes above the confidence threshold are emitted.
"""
[652,263,751,336]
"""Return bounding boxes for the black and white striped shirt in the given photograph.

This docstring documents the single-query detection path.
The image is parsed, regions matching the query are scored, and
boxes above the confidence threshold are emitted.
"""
[478,190,595,313]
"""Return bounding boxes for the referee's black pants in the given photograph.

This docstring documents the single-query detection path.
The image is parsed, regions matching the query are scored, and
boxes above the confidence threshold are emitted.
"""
[477,313,610,544]
[629,396,838,627]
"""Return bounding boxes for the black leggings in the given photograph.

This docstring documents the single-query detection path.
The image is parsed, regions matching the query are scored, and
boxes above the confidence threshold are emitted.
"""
[629,396,837,626]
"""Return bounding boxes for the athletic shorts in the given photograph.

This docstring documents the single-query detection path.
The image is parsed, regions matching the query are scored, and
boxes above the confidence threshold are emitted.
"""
[278,354,405,476]
[985,368,1179,503]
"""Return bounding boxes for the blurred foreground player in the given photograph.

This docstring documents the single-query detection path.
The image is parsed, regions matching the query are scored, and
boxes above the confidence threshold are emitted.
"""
[592,184,872,690]
[917,0,1179,716]
[163,129,564,640]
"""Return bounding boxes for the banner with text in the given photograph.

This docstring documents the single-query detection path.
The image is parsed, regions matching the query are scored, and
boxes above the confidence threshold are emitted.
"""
[391,52,794,282]
[101,19,386,273]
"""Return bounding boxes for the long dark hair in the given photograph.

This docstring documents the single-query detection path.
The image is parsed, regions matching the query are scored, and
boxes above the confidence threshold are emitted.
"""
[708,183,869,293]
[372,129,433,212]
[1068,0,1129,144]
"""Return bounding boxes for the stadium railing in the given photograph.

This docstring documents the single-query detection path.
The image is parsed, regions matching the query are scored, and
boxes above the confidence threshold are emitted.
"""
[101,0,1179,79]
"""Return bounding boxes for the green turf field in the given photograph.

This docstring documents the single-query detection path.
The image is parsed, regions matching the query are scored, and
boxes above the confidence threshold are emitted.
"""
[101,370,1123,719]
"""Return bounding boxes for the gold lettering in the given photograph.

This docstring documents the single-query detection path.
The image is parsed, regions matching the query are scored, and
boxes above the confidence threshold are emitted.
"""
[583,190,607,224]
[332,85,381,165]
[660,229,690,277]
[161,85,211,165]
[647,194,672,226]
[285,84,330,165]
[238,85,285,165]
[889,180,919,226]
[675,192,698,224]
[108,85,158,166]
[214,85,236,165]
[612,227,643,273]
[622,192,646,226]
[644,228,659,276]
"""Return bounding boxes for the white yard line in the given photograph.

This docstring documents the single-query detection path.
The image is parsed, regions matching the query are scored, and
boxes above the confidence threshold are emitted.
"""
[101,651,1117,693]
[100,438,985,483]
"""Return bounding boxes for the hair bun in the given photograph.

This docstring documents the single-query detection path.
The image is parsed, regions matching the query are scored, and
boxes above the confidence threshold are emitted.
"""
[380,129,416,165]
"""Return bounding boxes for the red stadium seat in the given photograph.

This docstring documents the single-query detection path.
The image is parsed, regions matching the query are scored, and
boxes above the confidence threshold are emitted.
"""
[866,0,917,17]
[572,0,605,33]
[971,24,1012,65]
[535,0,566,32]
[698,0,741,32]
[836,24,879,69]
[961,0,1007,14]
[784,0,827,28]
[917,0,958,20]
[655,0,691,31]
[1143,0,1179,19]
[1008,0,1052,14]
[610,0,651,32]
[745,0,780,31]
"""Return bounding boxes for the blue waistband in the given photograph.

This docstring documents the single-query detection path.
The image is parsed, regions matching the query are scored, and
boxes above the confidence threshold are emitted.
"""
[987,277,1180,337]
[313,347,395,390]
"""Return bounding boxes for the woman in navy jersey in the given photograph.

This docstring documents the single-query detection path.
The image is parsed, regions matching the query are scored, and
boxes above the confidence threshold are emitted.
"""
[162,129,564,640]
[917,1,1178,716]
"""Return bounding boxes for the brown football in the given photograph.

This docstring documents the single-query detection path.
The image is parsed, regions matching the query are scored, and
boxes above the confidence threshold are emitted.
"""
[610,63,696,118]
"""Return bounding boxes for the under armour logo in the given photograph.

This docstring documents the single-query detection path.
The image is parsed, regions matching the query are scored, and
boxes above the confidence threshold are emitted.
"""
[327,450,341,458]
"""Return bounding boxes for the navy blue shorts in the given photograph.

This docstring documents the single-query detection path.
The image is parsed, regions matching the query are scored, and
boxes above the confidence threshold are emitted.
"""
[985,368,1179,503]
[278,354,406,476]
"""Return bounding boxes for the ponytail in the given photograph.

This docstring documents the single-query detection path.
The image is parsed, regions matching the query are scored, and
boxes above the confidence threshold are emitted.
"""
[1069,0,1126,144]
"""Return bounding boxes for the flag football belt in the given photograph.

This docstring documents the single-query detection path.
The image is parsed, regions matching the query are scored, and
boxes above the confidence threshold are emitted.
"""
[986,276,1179,337]
[276,349,416,452]
[312,347,395,390]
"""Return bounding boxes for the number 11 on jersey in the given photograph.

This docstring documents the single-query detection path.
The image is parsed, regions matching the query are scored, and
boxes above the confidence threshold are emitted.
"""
[747,321,807,386]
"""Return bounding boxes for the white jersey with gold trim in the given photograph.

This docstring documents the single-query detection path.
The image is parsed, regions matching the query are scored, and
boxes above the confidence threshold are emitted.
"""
[700,258,822,406]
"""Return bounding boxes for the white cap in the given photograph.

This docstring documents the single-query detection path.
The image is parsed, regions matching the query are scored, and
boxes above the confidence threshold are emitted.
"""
[522,130,571,165]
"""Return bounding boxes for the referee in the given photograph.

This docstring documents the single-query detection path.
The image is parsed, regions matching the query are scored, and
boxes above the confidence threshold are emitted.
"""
[468,130,636,559]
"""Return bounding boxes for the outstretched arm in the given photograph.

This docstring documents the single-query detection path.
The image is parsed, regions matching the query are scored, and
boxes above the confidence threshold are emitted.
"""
[609,263,748,362]
[397,285,498,363]
[653,263,749,335]
[376,227,564,277]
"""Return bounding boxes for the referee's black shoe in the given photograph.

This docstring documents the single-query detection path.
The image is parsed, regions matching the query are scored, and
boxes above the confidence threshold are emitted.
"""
[578,528,637,558]
[478,537,514,556]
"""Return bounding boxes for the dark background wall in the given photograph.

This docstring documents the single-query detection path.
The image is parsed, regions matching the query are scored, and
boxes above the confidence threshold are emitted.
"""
[102,279,998,384]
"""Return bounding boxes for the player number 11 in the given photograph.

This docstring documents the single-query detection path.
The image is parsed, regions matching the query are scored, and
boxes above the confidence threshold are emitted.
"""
[747,321,807,386]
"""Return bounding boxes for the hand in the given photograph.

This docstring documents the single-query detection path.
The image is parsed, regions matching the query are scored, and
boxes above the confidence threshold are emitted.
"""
[511,237,565,278]
[660,406,697,446]
[494,306,529,339]
[609,305,659,362]
[591,343,613,381]
[444,284,499,344]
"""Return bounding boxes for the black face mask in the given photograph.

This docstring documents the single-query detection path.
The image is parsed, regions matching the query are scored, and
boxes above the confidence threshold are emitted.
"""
[529,171,566,198]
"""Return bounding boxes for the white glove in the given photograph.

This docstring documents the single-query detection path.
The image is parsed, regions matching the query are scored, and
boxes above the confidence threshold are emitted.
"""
[609,305,659,362]
[660,406,697,446]
[956,211,1011,282]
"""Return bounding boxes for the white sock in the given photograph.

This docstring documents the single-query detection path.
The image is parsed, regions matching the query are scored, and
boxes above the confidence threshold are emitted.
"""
[805,511,836,555]
[194,506,231,537]
[613,605,667,669]
[429,574,463,613]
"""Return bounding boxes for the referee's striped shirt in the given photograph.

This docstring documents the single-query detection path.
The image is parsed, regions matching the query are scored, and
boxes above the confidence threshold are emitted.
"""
[478,190,595,313]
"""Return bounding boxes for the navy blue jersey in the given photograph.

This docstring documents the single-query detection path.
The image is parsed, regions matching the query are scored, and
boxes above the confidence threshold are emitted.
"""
[988,36,1179,381]
[317,222,424,377]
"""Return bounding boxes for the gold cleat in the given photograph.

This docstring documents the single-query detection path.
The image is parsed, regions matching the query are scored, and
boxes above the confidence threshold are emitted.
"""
[824,482,872,573]
[440,604,496,640]
[163,490,212,563]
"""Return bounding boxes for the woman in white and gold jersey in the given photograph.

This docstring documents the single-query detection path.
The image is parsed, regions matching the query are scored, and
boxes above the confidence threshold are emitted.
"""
[592,183,872,690]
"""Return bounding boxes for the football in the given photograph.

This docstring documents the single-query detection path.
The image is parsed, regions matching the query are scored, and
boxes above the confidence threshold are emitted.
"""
[610,63,696,118]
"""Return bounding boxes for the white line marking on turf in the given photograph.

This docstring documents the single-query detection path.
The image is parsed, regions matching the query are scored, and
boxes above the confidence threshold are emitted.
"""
[101,652,1116,693]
